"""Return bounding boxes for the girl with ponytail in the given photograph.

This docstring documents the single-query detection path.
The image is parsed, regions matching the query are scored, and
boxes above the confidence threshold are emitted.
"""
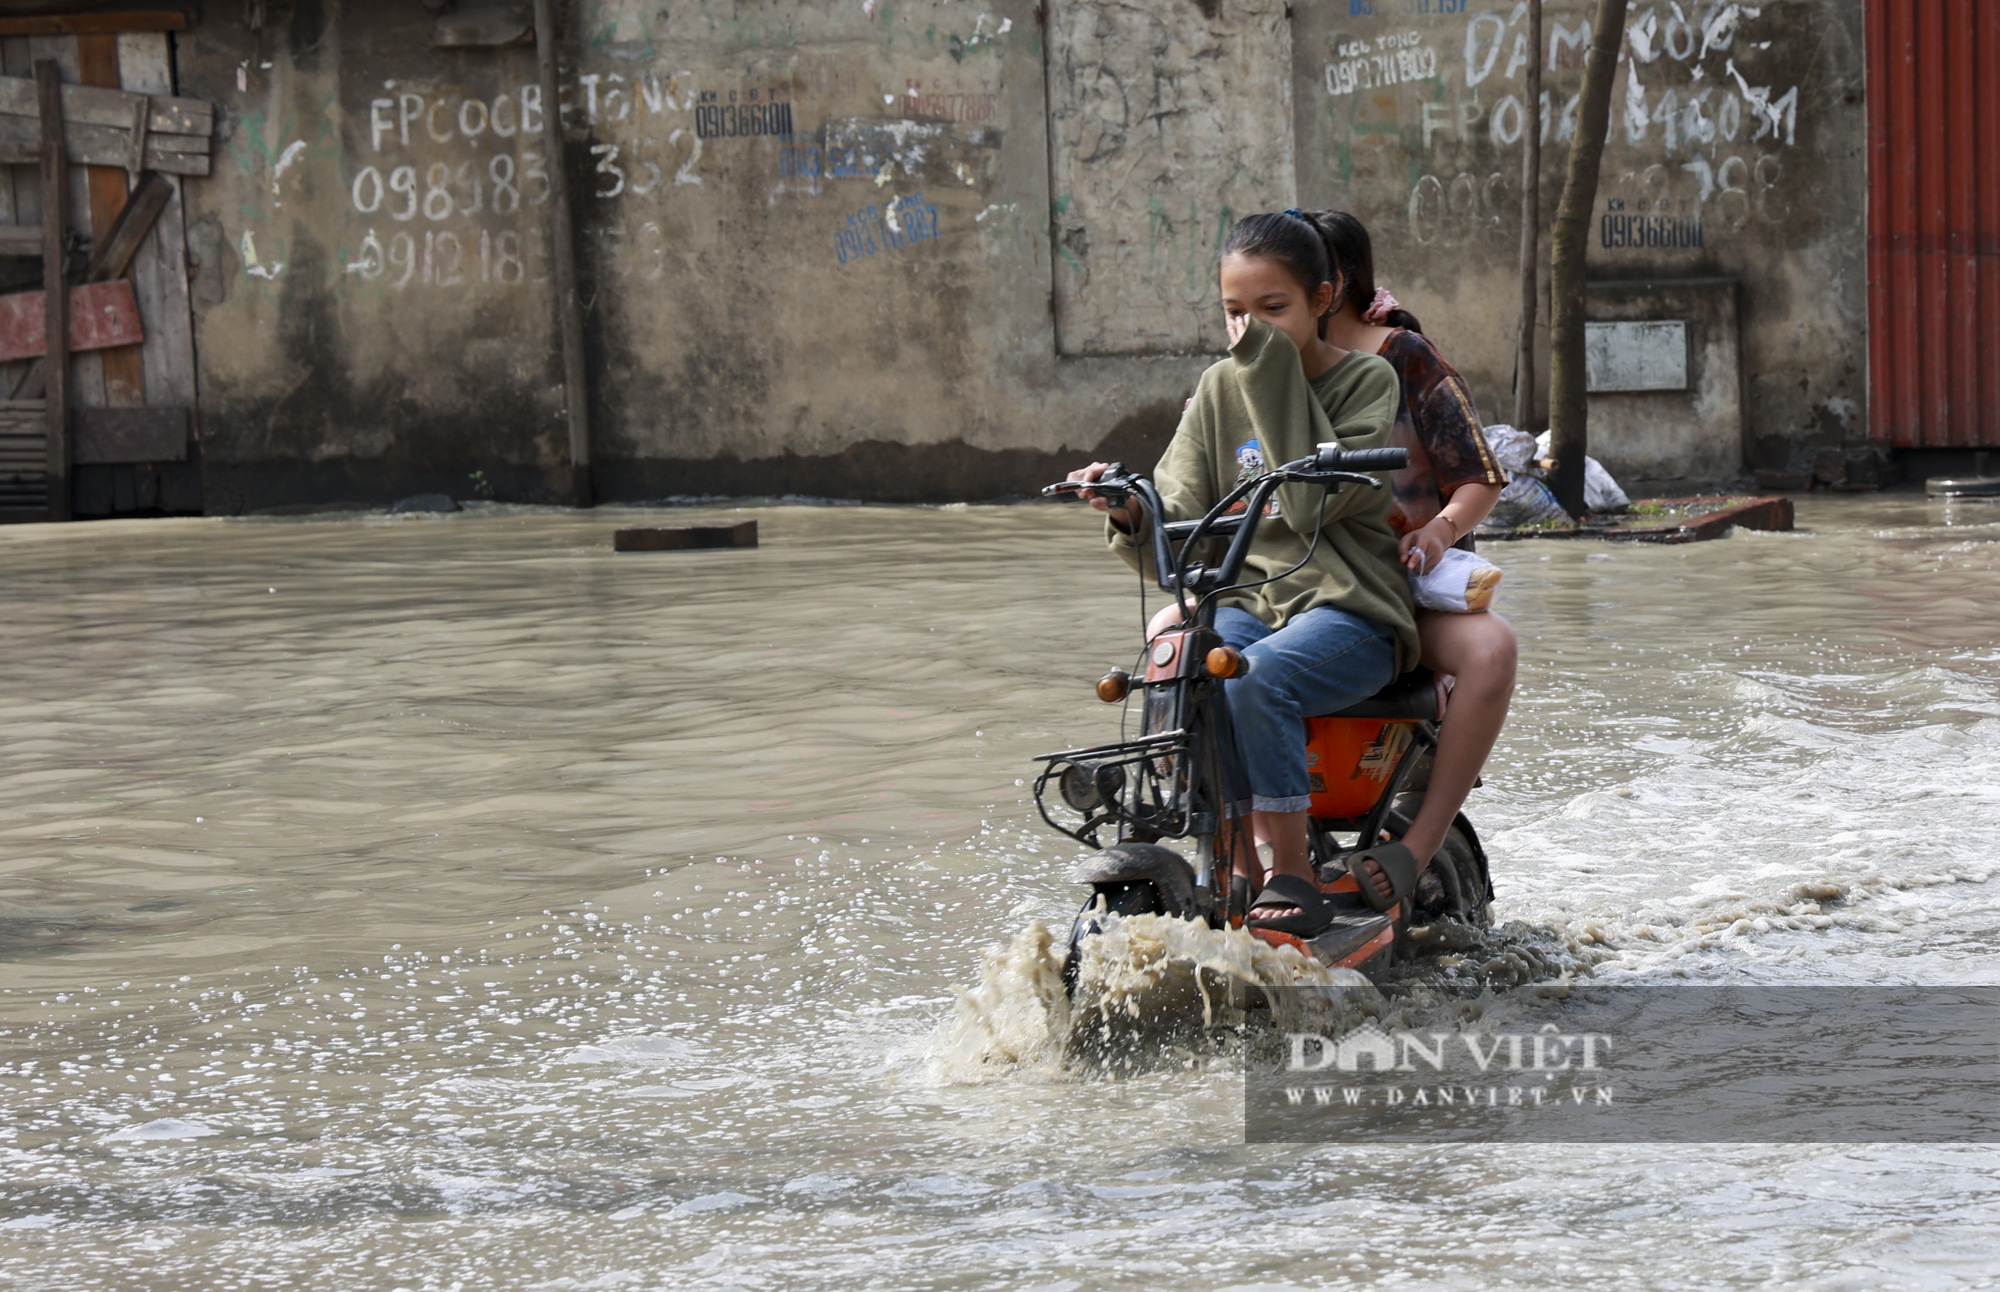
[1300,208,1517,888]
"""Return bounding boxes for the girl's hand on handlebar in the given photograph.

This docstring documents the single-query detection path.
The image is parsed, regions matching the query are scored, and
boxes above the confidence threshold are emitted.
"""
[1399,516,1453,575]
[1067,462,1141,530]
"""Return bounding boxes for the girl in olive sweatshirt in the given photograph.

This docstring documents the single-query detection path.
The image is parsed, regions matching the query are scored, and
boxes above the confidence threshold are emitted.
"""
[1067,212,1415,933]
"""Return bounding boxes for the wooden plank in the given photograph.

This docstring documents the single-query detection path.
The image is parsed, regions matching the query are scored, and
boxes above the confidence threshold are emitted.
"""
[37,59,64,521]
[84,170,165,280]
[614,521,759,551]
[116,34,194,415]
[72,405,184,463]
[0,73,208,135]
[0,40,27,404]
[0,115,208,174]
[0,279,143,361]
[0,223,39,254]
[1479,496,1796,544]
[76,33,139,407]
[30,36,107,416]
[0,17,188,37]
[4,44,40,233]
[0,141,38,164]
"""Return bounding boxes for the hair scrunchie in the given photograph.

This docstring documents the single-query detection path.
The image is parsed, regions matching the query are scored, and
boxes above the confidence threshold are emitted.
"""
[1362,287,1402,326]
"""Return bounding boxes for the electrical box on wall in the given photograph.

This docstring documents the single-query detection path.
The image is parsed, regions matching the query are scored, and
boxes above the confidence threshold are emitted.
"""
[1584,280,1745,484]
[1585,321,1690,393]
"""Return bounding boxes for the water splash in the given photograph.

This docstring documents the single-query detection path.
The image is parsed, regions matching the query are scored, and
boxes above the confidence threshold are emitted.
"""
[931,914,1378,1083]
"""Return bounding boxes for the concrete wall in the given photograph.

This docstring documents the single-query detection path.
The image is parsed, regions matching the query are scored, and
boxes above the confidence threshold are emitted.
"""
[1292,0,1868,479]
[178,0,1217,510]
[176,0,1867,510]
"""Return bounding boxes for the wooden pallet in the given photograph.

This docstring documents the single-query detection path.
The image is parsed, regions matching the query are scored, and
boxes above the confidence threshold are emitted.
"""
[0,395,44,516]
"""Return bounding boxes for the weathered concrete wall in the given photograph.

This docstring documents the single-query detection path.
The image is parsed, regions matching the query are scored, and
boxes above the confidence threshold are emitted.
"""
[179,11,569,511]
[1047,0,1295,355]
[1292,0,1867,479]
[177,0,1865,509]
[180,0,1223,510]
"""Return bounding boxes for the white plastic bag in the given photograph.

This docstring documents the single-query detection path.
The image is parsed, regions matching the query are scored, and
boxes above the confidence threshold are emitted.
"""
[1533,431,1631,512]
[1409,546,1503,613]
[1481,424,1541,481]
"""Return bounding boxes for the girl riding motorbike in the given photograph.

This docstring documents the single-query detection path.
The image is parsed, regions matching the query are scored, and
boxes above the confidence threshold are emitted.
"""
[1067,212,1419,936]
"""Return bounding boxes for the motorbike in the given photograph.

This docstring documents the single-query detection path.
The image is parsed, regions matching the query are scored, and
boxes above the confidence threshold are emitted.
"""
[1037,443,1494,991]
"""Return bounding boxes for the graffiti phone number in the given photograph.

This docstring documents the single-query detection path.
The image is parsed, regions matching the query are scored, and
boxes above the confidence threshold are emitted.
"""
[351,154,549,219]
[836,194,939,265]
[344,227,539,289]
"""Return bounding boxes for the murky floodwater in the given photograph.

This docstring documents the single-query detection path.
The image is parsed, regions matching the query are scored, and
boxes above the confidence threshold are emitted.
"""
[1,494,1997,1289]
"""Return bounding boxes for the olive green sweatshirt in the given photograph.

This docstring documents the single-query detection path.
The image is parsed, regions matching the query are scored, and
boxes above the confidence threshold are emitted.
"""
[1109,317,1419,673]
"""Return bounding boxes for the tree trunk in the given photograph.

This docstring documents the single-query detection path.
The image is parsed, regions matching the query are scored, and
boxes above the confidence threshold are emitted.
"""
[1512,0,1542,434]
[534,0,593,508]
[1547,0,1629,517]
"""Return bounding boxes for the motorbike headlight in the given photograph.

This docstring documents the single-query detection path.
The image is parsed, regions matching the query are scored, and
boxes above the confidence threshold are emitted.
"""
[1059,763,1101,811]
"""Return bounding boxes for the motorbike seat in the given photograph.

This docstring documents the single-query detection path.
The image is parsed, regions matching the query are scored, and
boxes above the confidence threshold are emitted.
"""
[1312,667,1446,722]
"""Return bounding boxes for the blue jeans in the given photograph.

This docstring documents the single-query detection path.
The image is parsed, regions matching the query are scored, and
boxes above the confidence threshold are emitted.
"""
[1216,605,1398,814]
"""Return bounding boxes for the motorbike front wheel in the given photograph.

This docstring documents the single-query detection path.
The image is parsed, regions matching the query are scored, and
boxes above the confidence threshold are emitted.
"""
[1060,882,1163,996]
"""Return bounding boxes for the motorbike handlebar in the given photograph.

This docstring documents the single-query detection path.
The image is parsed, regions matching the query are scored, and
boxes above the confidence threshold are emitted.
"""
[1313,444,1410,473]
[1045,450,1400,597]
[1041,461,1135,498]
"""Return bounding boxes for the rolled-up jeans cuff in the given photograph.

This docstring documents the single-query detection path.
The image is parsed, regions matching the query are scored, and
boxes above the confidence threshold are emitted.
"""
[1250,793,1313,814]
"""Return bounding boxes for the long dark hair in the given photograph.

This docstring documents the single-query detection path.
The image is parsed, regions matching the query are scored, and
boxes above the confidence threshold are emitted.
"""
[1300,209,1423,334]
[1219,211,1331,303]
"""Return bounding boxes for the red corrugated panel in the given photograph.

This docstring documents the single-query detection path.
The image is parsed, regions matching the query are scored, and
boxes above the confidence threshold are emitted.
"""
[1870,0,2000,447]
[1864,0,1880,434]
[1980,0,2000,445]
[1945,0,1975,447]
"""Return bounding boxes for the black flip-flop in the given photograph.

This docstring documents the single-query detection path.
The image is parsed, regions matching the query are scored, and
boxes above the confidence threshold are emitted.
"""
[1244,873,1336,937]
[1348,841,1419,914]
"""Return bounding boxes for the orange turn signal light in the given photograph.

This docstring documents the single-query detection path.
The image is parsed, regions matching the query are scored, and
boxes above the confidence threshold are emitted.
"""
[1096,669,1131,703]
[1205,646,1244,678]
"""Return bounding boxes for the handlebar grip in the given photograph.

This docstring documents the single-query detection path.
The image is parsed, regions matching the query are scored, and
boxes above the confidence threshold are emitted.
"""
[1314,444,1410,472]
[1043,461,1135,497]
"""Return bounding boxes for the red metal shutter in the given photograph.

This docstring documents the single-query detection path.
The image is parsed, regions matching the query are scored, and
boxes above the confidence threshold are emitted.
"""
[1868,0,2000,448]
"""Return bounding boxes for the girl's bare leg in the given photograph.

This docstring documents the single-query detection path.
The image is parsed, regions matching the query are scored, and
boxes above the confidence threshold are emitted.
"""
[1398,609,1517,866]
[1232,810,1314,912]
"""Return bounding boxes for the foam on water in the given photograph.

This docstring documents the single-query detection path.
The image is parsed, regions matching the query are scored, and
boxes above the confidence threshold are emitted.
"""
[101,1119,219,1143]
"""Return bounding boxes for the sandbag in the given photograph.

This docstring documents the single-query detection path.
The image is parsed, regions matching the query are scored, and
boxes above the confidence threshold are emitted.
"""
[1485,474,1570,528]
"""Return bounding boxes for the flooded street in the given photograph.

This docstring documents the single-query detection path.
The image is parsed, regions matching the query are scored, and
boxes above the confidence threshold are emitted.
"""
[1,495,1997,1289]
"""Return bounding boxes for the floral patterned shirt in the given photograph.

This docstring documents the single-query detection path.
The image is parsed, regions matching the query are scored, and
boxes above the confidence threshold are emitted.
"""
[1375,329,1504,544]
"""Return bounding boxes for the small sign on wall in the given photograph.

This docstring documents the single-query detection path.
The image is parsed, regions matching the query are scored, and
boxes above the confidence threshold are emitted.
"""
[1585,320,1690,392]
